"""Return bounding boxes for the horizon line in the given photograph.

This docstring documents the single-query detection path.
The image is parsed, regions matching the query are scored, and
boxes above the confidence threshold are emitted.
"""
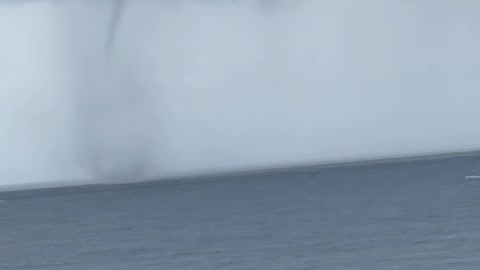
[1,148,480,194]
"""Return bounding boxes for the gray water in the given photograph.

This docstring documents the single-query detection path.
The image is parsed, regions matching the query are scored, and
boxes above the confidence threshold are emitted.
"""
[2,155,480,269]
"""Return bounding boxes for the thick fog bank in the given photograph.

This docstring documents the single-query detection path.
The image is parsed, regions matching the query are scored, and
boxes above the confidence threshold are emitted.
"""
[0,2,84,185]
[1,0,480,185]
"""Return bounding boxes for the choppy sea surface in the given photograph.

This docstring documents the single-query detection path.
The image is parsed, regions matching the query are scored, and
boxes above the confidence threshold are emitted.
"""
[2,155,480,269]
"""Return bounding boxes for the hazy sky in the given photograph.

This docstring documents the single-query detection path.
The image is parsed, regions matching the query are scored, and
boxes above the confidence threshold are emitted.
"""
[1,0,480,186]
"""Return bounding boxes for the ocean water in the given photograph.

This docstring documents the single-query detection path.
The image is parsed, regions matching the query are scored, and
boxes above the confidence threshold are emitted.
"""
[2,156,480,269]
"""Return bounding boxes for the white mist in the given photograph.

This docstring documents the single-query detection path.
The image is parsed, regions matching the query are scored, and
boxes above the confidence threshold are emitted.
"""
[1,0,480,186]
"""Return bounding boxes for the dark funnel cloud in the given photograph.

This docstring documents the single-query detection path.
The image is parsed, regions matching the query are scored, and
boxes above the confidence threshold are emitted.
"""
[105,0,126,61]
[55,0,155,182]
